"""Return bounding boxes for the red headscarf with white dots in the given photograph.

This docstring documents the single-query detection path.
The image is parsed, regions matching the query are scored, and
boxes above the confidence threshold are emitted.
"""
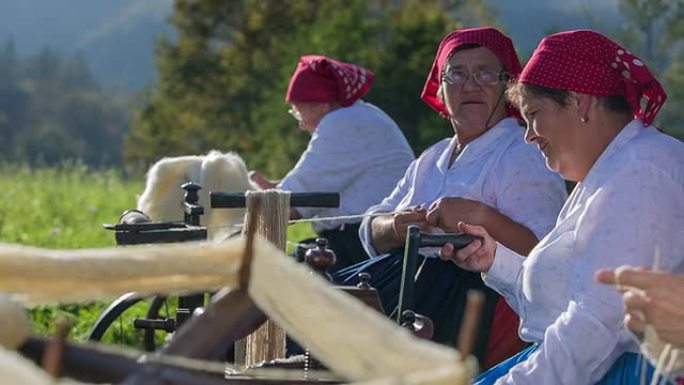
[286,55,374,107]
[520,30,666,126]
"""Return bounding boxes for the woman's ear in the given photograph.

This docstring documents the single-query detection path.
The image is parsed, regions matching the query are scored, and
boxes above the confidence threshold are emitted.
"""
[573,92,593,123]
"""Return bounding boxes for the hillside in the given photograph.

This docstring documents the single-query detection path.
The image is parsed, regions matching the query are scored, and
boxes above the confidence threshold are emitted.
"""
[0,0,173,90]
[488,0,621,56]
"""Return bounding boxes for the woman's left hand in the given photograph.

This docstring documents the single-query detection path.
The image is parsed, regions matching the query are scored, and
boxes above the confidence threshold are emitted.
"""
[425,197,492,232]
[596,267,684,347]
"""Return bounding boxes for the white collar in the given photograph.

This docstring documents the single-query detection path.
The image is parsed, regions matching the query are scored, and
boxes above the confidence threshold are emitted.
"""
[436,118,520,171]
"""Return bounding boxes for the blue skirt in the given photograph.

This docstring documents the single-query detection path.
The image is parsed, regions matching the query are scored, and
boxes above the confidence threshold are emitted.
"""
[473,344,667,384]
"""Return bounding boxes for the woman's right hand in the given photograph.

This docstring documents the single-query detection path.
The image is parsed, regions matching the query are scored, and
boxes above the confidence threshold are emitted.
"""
[248,170,278,189]
[438,222,496,273]
[596,267,684,347]
[391,207,428,243]
[370,207,427,253]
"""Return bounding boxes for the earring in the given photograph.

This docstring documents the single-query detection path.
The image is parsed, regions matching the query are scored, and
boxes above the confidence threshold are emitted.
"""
[580,116,587,123]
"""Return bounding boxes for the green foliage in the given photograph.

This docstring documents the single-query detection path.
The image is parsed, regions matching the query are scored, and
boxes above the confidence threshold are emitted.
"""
[0,164,143,342]
[0,41,131,167]
[662,53,684,139]
[0,163,139,247]
[586,0,684,139]
[2,165,315,347]
[127,0,488,177]
[653,1,684,139]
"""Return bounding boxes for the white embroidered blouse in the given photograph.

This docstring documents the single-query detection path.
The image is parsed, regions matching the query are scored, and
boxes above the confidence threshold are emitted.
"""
[359,117,567,257]
[279,100,414,232]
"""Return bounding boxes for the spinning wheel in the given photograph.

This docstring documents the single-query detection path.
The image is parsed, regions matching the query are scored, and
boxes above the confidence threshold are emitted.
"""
[88,184,340,354]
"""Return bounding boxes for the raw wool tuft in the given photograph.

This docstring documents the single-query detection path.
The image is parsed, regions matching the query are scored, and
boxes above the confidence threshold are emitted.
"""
[201,151,258,239]
[136,150,258,240]
[137,154,203,222]
[0,240,244,305]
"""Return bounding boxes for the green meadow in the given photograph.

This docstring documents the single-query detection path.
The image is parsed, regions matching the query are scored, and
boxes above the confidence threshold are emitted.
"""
[0,164,315,348]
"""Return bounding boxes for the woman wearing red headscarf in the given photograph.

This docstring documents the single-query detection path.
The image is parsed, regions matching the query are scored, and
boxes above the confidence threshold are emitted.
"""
[333,27,566,368]
[442,30,684,384]
[250,55,414,271]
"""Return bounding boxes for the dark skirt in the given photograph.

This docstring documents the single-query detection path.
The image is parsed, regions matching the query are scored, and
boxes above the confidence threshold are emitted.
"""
[473,344,670,384]
[332,251,503,365]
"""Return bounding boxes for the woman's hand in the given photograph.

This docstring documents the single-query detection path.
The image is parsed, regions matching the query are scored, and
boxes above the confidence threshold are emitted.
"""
[596,267,684,347]
[425,197,492,232]
[438,222,497,273]
[370,207,427,254]
[248,171,278,189]
[427,196,538,256]
[391,207,428,243]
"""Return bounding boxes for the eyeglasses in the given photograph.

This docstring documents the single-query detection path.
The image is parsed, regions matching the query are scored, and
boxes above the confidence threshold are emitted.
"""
[441,68,510,86]
[288,107,302,121]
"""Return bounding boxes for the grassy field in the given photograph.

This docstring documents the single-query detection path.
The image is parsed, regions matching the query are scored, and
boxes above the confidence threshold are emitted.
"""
[0,164,315,348]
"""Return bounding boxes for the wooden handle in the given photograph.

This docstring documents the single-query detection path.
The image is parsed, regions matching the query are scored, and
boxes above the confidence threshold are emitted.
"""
[42,317,72,377]
[457,290,485,361]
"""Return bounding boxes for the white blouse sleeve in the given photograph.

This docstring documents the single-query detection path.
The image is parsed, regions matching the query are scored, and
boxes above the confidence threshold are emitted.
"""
[358,160,417,258]
[494,164,684,384]
[279,120,363,192]
[483,243,526,314]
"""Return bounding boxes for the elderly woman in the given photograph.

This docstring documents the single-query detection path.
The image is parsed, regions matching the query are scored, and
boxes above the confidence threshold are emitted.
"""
[250,55,414,271]
[441,30,684,384]
[334,27,566,368]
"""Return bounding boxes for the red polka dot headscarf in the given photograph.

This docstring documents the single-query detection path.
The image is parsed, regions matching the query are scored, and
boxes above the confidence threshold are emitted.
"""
[520,30,667,126]
[421,27,522,119]
[286,55,374,107]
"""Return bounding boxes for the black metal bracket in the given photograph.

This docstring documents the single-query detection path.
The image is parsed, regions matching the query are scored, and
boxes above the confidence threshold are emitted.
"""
[397,225,479,322]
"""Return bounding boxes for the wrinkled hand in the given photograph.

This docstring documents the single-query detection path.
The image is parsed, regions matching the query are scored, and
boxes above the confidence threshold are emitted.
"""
[596,267,684,347]
[391,207,428,244]
[438,222,496,273]
[248,170,278,189]
[425,197,491,233]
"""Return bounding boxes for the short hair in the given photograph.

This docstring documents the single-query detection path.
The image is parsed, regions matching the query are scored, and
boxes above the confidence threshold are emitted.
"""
[507,83,632,114]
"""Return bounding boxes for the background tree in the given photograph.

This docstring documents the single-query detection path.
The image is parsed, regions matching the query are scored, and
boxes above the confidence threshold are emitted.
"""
[126,0,498,176]
[0,40,130,167]
[591,0,684,138]
[656,0,684,138]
